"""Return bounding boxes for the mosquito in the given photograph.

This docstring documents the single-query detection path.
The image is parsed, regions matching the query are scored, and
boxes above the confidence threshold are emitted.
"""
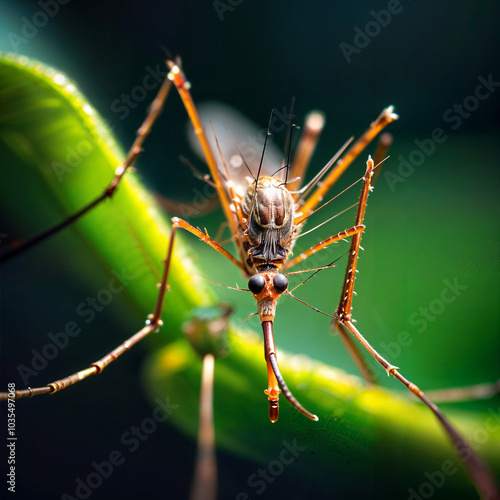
[1,57,499,500]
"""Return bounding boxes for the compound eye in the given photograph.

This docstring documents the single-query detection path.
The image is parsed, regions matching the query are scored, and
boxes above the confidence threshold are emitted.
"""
[273,274,288,294]
[248,274,266,294]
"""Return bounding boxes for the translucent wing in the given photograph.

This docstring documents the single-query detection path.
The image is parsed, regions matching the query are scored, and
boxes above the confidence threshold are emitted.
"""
[187,101,283,198]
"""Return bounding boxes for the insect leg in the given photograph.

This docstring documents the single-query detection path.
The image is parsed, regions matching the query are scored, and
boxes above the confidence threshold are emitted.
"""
[282,225,364,271]
[300,106,398,217]
[424,380,500,403]
[189,353,217,500]
[0,221,179,400]
[171,217,245,272]
[333,322,377,384]
[334,158,500,500]
[288,111,326,195]
[341,318,500,500]
[1,71,173,263]
[167,61,238,238]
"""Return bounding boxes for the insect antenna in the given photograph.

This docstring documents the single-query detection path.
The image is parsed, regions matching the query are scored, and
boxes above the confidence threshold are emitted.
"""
[180,155,216,188]
[281,97,295,160]
[256,109,274,181]
[287,255,346,292]
[293,137,353,200]
[272,122,298,186]
[295,202,359,240]
[286,291,335,319]
[294,156,390,228]
[248,109,275,215]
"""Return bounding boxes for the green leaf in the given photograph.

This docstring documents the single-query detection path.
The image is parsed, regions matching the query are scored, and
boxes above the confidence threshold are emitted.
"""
[1,53,498,499]
[0,52,211,331]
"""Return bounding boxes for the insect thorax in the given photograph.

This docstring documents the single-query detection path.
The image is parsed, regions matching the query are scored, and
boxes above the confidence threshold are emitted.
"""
[240,176,296,273]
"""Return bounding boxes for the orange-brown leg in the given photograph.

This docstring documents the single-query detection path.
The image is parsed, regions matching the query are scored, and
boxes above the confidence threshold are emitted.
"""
[189,354,217,500]
[288,111,326,195]
[172,217,245,272]
[333,321,377,384]
[288,156,377,383]
[0,222,179,400]
[167,61,240,237]
[300,106,398,218]
[333,158,499,500]
[425,380,500,403]
[282,225,364,271]
[1,72,173,263]
[0,211,248,402]
[339,318,499,500]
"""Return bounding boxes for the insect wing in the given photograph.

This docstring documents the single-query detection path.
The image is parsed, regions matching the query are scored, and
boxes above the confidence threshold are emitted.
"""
[186,102,283,199]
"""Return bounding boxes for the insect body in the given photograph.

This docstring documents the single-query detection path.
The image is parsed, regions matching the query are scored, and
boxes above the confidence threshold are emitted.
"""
[1,56,499,500]
[242,174,303,422]
[236,167,362,422]
[166,63,499,498]
[242,175,295,273]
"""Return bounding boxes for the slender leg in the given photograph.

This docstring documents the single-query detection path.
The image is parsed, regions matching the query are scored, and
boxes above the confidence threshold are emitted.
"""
[282,225,364,271]
[0,223,178,400]
[341,319,499,500]
[300,107,398,217]
[425,380,500,403]
[167,61,238,237]
[333,322,376,384]
[288,111,326,195]
[333,158,500,500]
[334,156,374,324]
[0,211,248,400]
[1,73,173,263]
[189,354,217,500]
[172,217,245,272]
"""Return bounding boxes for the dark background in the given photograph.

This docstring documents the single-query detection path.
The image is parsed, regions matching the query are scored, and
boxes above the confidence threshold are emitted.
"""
[0,1,499,499]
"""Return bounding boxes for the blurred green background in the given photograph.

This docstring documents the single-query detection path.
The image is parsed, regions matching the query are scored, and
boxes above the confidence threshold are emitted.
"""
[0,1,499,499]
